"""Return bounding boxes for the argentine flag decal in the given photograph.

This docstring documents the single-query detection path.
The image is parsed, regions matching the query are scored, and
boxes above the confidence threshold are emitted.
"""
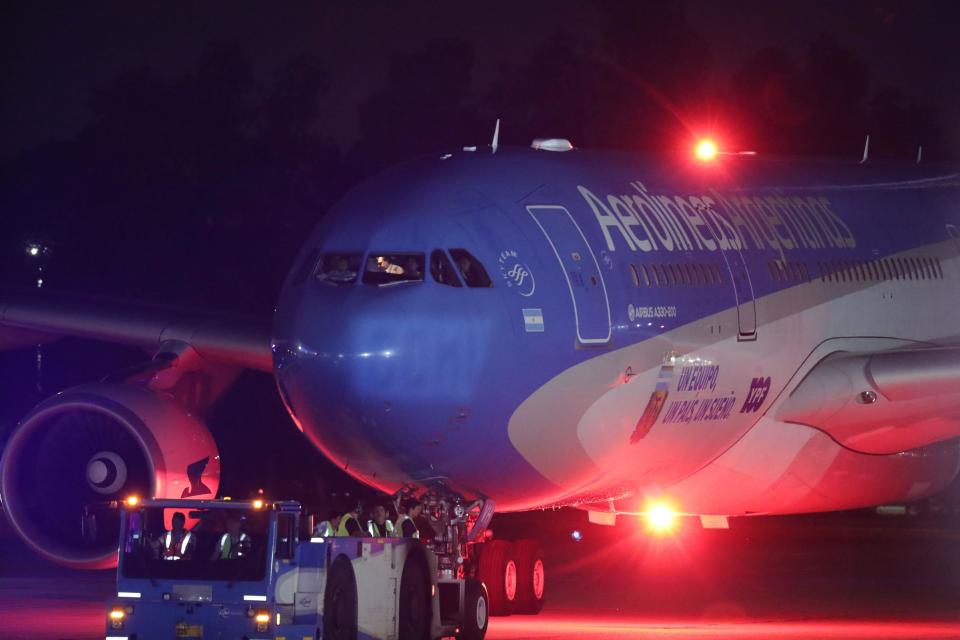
[522,308,544,332]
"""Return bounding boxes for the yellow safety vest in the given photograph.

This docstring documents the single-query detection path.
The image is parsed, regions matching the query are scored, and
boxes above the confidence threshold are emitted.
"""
[395,514,419,539]
[337,513,360,537]
[216,532,249,559]
[367,519,395,537]
[163,531,193,560]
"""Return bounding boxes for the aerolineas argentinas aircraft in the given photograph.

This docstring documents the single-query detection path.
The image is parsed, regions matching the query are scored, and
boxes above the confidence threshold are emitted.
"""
[3,139,960,615]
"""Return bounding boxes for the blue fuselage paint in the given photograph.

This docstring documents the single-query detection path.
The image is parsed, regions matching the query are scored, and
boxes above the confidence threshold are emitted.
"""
[272,148,960,510]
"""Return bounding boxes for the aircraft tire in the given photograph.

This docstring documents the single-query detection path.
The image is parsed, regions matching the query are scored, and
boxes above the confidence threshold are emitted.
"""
[398,546,432,640]
[512,539,545,614]
[457,578,489,640]
[477,540,517,616]
[323,555,358,640]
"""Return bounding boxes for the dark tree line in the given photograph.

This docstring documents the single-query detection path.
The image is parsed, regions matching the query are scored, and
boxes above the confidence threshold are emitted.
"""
[0,10,943,311]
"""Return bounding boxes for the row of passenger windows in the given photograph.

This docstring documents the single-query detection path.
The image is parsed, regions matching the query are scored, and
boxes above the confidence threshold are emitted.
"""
[626,255,945,290]
[818,256,944,282]
[767,261,811,282]
[628,262,726,288]
[293,249,493,288]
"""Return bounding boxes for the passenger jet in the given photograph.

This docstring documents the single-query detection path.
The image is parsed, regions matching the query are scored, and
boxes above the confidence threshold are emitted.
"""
[3,139,960,609]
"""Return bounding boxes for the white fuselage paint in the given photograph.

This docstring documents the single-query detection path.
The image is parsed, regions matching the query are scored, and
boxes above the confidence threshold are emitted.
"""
[507,239,960,515]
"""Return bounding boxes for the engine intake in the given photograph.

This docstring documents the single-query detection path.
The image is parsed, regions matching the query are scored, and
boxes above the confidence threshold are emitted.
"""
[0,383,220,569]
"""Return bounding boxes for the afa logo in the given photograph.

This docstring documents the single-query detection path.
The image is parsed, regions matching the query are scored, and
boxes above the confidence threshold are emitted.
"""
[498,249,536,297]
[739,376,771,413]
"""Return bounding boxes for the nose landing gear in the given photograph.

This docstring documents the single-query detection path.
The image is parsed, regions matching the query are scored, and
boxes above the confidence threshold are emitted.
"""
[395,485,546,617]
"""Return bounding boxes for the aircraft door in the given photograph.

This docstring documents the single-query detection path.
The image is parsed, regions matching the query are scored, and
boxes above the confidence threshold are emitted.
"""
[527,205,611,344]
[719,248,757,338]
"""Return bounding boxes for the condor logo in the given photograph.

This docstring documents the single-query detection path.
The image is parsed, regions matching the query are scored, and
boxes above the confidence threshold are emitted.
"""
[739,377,771,414]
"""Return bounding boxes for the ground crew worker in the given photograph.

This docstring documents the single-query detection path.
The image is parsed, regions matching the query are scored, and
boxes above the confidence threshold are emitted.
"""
[212,516,250,560]
[395,498,422,539]
[337,503,365,537]
[313,511,341,537]
[161,512,195,560]
[367,503,395,537]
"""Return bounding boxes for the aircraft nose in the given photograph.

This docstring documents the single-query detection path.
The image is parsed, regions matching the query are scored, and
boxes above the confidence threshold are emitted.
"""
[273,281,506,490]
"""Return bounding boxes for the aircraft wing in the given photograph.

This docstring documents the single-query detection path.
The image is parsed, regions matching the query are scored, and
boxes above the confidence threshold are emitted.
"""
[776,345,960,455]
[0,290,273,372]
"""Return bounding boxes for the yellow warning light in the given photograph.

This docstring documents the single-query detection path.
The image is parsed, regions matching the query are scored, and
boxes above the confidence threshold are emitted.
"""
[695,139,718,161]
[252,499,264,510]
[125,495,139,507]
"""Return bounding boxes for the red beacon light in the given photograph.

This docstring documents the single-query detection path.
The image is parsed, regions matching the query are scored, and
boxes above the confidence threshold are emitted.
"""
[694,139,719,162]
[643,500,679,535]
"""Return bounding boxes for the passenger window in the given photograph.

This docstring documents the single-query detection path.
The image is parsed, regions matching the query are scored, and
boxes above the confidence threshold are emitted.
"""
[430,250,462,287]
[629,264,641,288]
[693,264,705,285]
[713,264,724,283]
[639,264,651,286]
[448,249,493,288]
[664,265,676,286]
[363,253,425,286]
[316,253,362,286]
[768,262,779,281]
[935,258,944,279]
[673,264,686,285]
[652,264,664,286]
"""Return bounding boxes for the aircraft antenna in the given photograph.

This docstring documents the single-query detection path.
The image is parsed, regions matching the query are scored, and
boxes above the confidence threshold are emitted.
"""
[491,118,500,154]
[917,145,923,164]
[860,135,870,164]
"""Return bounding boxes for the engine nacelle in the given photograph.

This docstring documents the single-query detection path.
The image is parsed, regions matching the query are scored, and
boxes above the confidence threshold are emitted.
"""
[0,383,220,569]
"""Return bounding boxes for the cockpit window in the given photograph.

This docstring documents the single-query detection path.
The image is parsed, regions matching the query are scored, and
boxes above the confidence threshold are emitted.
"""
[430,250,462,287]
[316,253,362,285]
[448,249,492,288]
[291,248,321,285]
[363,253,425,286]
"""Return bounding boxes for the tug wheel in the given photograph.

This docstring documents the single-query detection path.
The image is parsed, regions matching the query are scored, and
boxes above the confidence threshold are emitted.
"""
[457,578,489,640]
[398,547,432,640]
[323,555,358,640]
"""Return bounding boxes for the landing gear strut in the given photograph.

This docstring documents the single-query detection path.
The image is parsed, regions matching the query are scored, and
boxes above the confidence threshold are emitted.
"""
[394,484,546,617]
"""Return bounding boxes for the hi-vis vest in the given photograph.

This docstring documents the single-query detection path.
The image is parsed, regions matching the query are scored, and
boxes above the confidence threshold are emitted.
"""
[163,531,193,560]
[314,520,336,537]
[367,519,395,537]
[395,514,419,539]
[337,513,359,537]
[216,532,249,559]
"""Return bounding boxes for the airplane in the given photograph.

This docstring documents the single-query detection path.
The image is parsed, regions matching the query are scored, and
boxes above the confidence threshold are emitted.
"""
[3,136,960,615]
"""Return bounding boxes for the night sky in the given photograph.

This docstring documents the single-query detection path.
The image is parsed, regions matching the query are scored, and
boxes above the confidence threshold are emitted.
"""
[4,2,959,160]
[1,1,959,307]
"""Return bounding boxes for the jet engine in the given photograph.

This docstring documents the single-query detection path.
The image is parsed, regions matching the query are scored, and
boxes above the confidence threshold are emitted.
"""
[0,382,220,569]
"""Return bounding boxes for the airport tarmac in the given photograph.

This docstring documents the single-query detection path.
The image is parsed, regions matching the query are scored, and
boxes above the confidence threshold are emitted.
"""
[3,509,960,639]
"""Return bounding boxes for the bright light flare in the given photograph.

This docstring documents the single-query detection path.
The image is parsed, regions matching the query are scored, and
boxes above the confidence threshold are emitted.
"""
[125,495,139,507]
[252,499,264,510]
[694,139,718,161]
[570,529,583,542]
[644,502,678,535]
